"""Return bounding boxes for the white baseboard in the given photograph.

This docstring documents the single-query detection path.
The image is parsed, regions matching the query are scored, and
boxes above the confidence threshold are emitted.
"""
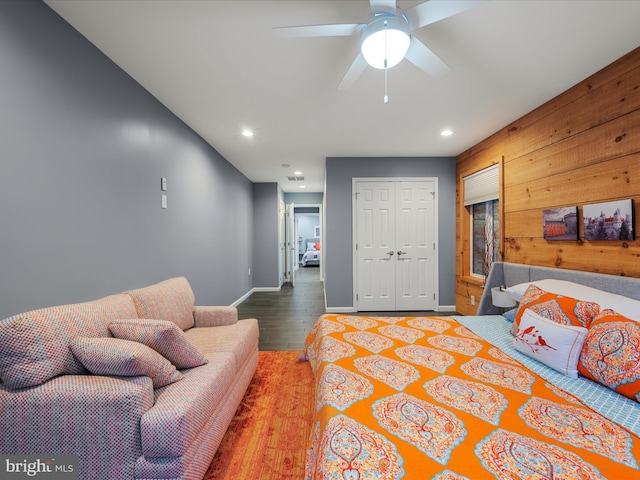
[324,305,456,314]
[231,287,281,307]
[252,286,281,292]
[232,289,455,313]
[324,306,357,313]
[231,289,253,307]
[436,305,456,312]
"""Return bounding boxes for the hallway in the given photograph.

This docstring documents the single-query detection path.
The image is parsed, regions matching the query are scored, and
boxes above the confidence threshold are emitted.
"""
[237,266,325,351]
[237,266,457,351]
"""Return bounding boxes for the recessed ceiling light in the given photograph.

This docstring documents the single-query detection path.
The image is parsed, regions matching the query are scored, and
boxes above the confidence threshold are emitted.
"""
[299,185,306,189]
[441,129,453,137]
[294,171,302,175]
[242,130,254,137]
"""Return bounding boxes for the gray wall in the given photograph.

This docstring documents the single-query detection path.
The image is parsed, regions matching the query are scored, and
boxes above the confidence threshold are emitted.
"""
[0,1,254,318]
[298,214,320,245]
[283,192,323,204]
[252,183,280,288]
[324,157,456,310]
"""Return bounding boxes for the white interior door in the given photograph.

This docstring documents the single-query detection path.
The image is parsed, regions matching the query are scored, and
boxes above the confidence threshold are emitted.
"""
[355,180,437,311]
[395,182,435,310]
[286,203,296,286]
[356,182,396,311]
[279,199,286,287]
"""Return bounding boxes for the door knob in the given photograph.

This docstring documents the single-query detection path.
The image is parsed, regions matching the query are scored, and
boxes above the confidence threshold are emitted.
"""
[386,251,395,256]
[397,250,407,255]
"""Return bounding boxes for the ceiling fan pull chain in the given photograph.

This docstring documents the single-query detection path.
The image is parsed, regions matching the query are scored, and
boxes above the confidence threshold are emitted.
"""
[383,20,389,103]
[384,65,389,103]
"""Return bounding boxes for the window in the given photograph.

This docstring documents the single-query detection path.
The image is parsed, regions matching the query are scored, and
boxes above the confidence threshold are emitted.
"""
[463,164,500,279]
[471,199,499,277]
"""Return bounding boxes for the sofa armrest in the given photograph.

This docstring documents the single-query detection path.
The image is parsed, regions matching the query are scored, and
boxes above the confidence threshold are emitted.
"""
[0,374,154,468]
[193,305,238,327]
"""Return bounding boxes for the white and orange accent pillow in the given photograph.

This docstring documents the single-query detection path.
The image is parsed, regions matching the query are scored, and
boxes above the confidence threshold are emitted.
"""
[511,284,600,335]
[514,309,588,378]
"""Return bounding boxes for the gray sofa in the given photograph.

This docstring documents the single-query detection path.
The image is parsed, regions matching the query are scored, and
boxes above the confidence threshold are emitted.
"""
[0,277,259,480]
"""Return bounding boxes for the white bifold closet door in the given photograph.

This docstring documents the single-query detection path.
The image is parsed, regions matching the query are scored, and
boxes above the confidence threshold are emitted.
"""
[355,180,436,311]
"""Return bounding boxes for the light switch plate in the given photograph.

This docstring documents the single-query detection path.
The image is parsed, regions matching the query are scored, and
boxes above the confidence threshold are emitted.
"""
[161,177,167,191]
[161,194,167,209]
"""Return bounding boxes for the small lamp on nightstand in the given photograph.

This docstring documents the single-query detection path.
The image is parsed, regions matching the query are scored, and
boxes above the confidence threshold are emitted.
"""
[491,286,517,313]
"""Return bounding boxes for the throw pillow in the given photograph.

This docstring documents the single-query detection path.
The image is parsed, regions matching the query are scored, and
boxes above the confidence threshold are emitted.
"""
[513,309,588,378]
[505,279,640,321]
[0,313,63,389]
[0,301,121,389]
[511,284,600,334]
[109,319,208,369]
[69,337,183,388]
[126,277,195,331]
[503,308,517,323]
[578,309,640,402]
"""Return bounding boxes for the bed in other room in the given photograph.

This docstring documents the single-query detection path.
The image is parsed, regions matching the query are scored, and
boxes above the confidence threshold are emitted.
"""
[301,239,320,267]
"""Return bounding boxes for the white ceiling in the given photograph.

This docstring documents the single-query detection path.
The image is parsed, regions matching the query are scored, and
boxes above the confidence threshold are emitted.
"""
[44,0,640,193]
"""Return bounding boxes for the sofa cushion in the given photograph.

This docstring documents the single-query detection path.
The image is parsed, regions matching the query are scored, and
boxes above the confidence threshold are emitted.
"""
[90,293,139,322]
[141,351,237,457]
[70,337,183,388]
[0,313,61,389]
[0,301,121,389]
[109,319,208,369]
[126,277,195,331]
[184,318,258,370]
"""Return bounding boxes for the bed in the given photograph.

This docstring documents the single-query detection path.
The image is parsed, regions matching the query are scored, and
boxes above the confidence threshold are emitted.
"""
[301,240,321,266]
[303,262,640,479]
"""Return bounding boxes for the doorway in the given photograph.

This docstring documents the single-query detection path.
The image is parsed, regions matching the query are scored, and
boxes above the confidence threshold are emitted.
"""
[284,203,323,286]
[354,179,438,311]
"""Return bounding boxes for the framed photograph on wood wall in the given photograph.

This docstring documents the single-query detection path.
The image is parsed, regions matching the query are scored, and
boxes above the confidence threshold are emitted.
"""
[543,206,578,240]
[583,199,634,241]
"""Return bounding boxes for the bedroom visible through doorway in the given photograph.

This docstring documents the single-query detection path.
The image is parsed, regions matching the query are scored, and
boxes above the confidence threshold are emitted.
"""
[285,203,323,286]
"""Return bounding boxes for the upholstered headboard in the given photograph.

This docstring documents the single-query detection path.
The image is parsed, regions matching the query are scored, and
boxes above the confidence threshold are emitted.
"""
[477,261,640,315]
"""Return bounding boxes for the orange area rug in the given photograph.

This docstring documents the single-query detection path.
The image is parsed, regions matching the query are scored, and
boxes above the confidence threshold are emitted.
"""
[203,351,314,480]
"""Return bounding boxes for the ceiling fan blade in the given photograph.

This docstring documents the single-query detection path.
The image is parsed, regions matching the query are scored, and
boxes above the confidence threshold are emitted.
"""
[338,51,369,90]
[370,0,397,15]
[404,0,487,31]
[405,37,450,77]
[273,23,361,38]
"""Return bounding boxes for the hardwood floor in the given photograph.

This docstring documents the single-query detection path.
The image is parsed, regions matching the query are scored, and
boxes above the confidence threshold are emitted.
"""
[237,266,458,351]
[238,267,325,351]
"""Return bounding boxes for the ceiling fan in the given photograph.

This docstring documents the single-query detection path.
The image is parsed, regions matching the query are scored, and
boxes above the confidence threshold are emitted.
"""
[274,0,486,93]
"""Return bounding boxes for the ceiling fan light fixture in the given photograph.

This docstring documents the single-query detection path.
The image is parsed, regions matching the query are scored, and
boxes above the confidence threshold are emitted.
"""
[361,16,410,70]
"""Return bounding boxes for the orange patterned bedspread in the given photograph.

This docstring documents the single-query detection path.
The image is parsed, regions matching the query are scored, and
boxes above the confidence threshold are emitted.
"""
[303,314,640,479]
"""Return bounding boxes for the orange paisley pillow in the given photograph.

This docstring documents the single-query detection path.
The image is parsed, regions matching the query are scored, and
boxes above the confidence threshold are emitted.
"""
[578,309,640,402]
[511,284,600,335]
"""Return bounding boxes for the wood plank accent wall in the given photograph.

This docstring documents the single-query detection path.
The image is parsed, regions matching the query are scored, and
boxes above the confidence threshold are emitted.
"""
[456,46,640,315]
